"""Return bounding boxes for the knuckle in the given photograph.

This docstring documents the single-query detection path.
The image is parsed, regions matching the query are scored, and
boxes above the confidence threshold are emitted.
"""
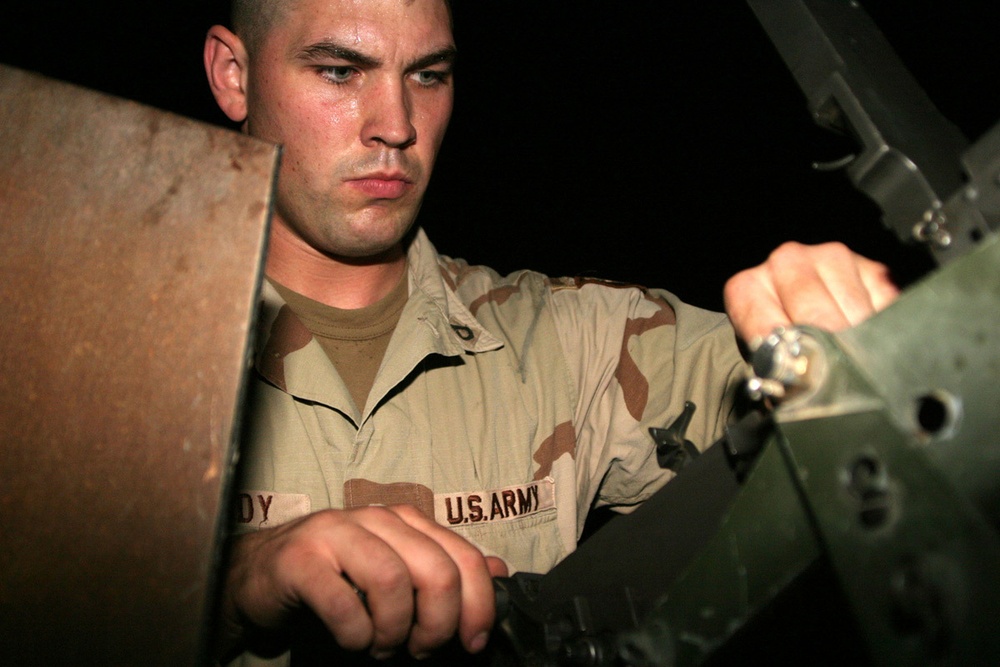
[428,559,462,594]
[272,533,324,571]
[769,240,805,262]
[818,240,851,261]
[367,559,412,594]
[723,270,751,298]
[299,508,346,534]
[724,266,768,309]
[389,503,427,523]
[281,510,349,549]
[390,502,420,517]
[352,504,401,526]
[768,240,856,272]
[408,545,461,597]
[450,545,486,576]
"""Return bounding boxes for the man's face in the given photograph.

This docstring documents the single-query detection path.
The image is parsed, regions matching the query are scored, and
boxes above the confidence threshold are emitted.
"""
[244,0,455,259]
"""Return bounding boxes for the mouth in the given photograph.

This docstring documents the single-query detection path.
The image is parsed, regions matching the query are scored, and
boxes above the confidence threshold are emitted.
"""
[346,172,414,200]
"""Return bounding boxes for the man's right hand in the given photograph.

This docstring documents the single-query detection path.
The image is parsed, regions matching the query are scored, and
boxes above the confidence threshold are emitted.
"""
[215,504,508,662]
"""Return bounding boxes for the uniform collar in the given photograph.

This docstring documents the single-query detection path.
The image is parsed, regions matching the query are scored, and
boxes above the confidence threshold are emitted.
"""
[405,227,504,355]
[253,227,504,405]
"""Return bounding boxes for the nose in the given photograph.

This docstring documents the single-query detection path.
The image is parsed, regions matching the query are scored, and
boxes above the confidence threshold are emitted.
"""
[362,78,416,149]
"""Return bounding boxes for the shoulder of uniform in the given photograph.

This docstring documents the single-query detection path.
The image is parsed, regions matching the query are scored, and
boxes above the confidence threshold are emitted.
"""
[549,275,648,292]
[436,255,549,294]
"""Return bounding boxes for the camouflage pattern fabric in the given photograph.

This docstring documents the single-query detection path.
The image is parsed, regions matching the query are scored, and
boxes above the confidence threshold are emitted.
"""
[235,226,743,570]
[230,227,744,665]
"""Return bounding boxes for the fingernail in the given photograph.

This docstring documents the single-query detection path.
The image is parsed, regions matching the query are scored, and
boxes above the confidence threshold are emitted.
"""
[371,649,395,661]
[469,631,490,653]
[412,652,431,661]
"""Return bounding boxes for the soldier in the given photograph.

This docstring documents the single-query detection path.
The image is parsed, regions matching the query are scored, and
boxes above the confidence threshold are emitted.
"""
[202,0,898,663]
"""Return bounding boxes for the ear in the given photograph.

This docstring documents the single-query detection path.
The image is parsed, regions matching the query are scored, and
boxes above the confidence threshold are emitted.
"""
[204,25,250,124]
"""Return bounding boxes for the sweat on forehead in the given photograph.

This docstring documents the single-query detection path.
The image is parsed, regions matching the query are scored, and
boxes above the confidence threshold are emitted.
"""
[231,0,452,54]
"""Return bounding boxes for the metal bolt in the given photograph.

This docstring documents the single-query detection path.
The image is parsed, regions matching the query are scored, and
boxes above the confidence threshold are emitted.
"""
[746,376,786,402]
[913,211,953,248]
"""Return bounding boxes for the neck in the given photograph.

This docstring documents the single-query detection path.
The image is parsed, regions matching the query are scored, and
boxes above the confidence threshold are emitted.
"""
[264,220,407,310]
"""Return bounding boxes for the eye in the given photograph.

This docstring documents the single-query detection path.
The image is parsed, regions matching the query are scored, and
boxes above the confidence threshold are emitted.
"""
[319,66,356,84]
[411,69,449,87]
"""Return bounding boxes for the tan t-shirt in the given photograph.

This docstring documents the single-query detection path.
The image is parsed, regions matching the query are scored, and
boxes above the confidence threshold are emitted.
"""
[270,273,408,417]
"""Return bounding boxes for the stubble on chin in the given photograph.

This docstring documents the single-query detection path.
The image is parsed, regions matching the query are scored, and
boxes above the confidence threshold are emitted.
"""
[279,187,422,261]
[276,146,430,259]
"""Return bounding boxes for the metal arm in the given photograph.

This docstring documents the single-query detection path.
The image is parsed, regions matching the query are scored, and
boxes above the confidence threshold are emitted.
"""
[747,0,998,263]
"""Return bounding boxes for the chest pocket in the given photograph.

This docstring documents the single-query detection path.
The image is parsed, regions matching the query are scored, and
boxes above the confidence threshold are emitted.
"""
[434,476,565,573]
[449,503,564,574]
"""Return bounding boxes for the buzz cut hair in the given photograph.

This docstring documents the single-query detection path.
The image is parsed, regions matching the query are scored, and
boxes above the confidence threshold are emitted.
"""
[230,0,451,56]
[230,0,293,56]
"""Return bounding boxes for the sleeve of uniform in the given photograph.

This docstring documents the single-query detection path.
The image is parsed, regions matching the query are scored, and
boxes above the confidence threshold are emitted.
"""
[547,280,745,522]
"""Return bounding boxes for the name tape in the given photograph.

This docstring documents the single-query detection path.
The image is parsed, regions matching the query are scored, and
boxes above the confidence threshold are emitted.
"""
[435,478,556,527]
[234,491,311,529]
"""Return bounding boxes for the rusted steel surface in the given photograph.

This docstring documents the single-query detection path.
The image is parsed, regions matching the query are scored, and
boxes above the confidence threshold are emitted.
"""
[0,64,278,665]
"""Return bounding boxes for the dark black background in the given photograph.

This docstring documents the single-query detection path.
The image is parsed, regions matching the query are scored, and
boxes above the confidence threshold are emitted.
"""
[2,1,997,311]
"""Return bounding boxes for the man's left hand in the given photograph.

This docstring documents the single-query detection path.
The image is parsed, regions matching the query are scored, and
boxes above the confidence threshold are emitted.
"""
[723,241,900,344]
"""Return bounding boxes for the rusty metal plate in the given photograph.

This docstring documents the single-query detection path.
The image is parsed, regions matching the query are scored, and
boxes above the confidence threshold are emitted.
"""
[0,64,278,665]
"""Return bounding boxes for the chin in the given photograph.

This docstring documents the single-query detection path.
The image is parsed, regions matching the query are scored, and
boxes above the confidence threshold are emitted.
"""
[339,213,417,255]
[327,227,413,262]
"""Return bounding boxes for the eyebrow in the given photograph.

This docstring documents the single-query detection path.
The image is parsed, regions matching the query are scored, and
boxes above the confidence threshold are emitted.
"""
[296,40,457,72]
[407,47,458,72]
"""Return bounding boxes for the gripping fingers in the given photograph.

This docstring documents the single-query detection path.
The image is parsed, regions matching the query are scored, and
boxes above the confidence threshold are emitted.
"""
[725,242,900,343]
[794,243,898,329]
[766,242,854,330]
[724,264,788,344]
[230,507,501,660]
[279,516,417,653]
[857,254,900,312]
[387,505,499,655]
[295,562,376,651]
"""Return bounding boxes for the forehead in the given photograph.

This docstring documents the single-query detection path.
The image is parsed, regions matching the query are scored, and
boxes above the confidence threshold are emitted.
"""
[269,0,454,57]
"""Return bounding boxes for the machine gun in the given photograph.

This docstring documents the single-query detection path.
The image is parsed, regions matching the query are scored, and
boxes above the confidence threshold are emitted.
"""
[491,2,1000,665]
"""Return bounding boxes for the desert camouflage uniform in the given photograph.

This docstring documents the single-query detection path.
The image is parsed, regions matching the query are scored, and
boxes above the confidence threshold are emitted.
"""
[234,228,745,577]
